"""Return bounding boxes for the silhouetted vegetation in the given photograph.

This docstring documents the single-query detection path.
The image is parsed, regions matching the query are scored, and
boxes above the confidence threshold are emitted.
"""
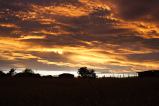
[1,68,159,106]
[0,67,98,79]
[0,71,6,78]
[138,70,159,77]
[58,73,74,79]
[6,68,16,77]
[42,75,54,79]
[0,77,159,106]
[78,67,97,78]
[1,68,159,80]
[14,68,41,78]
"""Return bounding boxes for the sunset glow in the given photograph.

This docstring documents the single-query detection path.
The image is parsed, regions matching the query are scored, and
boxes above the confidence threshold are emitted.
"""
[0,0,159,73]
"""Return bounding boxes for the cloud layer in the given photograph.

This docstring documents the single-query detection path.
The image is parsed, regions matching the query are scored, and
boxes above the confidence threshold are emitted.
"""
[0,0,159,72]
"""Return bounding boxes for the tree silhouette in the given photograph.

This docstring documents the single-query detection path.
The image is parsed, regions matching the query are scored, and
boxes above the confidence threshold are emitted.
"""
[7,68,16,76]
[15,68,40,78]
[23,68,34,74]
[138,70,159,77]
[78,67,97,78]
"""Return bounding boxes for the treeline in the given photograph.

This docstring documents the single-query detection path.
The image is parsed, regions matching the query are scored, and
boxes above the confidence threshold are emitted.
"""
[0,67,97,79]
[0,68,41,78]
[2,67,159,79]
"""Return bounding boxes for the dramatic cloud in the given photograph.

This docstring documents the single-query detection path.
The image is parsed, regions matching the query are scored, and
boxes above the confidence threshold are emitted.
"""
[113,0,159,23]
[0,0,159,72]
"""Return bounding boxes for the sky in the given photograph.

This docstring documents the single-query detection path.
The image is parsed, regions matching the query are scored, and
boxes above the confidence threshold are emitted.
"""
[0,0,159,73]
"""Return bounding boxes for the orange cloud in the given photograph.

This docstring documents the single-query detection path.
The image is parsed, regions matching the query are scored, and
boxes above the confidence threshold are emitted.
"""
[0,23,18,28]
[19,35,46,40]
[0,0,159,72]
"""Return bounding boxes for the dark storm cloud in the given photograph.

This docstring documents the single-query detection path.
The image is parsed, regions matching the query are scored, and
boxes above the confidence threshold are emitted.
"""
[126,52,159,62]
[53,13,126,40]
[30,52,73,64]
[113,0,159,22]
[20,34,91,47]
[0,0,80,8]
[17,20,54,32]
[143,38,159,50]
[0,0,29,11]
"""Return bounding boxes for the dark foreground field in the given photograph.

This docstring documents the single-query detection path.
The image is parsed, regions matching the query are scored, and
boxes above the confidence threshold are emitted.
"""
[0,78,159,106]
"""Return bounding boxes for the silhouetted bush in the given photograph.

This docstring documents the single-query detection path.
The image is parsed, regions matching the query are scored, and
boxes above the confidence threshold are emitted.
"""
[58,73,74,79]
[0,71,6,78]
[23,68,34,74]
[6,68,16,77]
[78,67,96,78]
[15,68,41,78]
[42,75,54,79]
[138,70,159,77]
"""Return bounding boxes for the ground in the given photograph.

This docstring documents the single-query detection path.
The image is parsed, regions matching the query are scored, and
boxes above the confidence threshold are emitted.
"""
[0,77,159,106]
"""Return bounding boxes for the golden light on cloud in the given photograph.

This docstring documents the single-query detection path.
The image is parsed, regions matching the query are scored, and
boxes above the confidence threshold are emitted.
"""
[80,0,112,10]
[0,0,159,72]
[37,58,106,70]
[0,37,27,49]
[29,48,64,55]
[37,19,56,25]
[19,35,46,40]
[16,11,38,21]
[0,34,159,72]
[31,4,90,17]
[0,23,18,28]
[38,30,71,36]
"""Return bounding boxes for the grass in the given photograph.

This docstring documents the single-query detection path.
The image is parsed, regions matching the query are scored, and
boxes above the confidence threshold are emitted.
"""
[0,77,159,106]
